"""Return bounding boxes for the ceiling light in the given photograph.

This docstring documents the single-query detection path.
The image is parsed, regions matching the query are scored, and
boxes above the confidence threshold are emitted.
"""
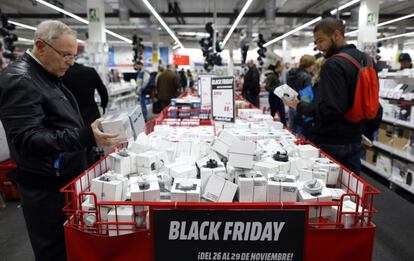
[222,0,253,47]
[263,0,360,48]
[172,44,180,50]
[17,37,34,43]
[8,20,37,31]
[142,0,185,49]
[377,31,414,41]
[36,0,131,44]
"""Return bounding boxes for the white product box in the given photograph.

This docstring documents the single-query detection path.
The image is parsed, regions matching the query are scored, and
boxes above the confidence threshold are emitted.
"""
[101,113,133,141]
[298,186,333,218]
[228,140,256,169]
[90,174,126,202]
[169,164,198,179]
[130,180,160,202]
[234,119,250,129]
[274,84,298,101]
[237,174,267,202]
[376,154,392,175]
[267,175,298,202]
[297,145,320,158]
[0,120,10,162]
[212,130,239,157]
[330,200,365,228]
[203,175,238,202]
[326,188,348,201]
[136,151,169,174]
[109,150,137,175]
[200,165,227,190]
[129,132,151,154]
[312,158,341,186]
[289,157,313,177]
[171,178,201,202]
[254,159,290,177]
[238,109,262,119]
[250,114,274,123]
[108,206,135,236]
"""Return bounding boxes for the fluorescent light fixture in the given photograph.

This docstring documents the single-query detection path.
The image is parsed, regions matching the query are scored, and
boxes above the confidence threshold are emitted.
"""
[172,44,180,50]
[17,37,34,43]
[263,0,360,48]
[222,0,253,47]
[377,31,414,41]
[36,0,89,24]
[9,20,37,31]
[36,0,131,44]
[142,0,185,49]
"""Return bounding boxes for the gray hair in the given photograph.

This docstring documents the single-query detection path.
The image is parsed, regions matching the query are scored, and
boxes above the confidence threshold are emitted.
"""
[34,20,76,43]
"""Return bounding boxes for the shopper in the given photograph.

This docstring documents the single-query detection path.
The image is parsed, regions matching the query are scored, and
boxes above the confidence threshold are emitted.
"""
[286,55,315,135]
[264,62,286,125]
[283,17,379,174]
[156,64,180,111]
[398,53,413,70]
[63,62,108,125]
[135,61,151,121]
[179,68,188,92]
[0,20,119,261]
[242,59,260,107]
[187,69,194,88]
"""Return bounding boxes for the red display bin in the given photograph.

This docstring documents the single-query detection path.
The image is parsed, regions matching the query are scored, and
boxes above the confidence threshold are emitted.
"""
[0,160,20,200]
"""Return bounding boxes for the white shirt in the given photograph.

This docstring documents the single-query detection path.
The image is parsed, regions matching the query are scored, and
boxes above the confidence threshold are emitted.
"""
[26,49,47,70]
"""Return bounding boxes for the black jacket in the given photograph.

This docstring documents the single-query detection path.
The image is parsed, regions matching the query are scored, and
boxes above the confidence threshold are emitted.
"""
[297,44,366,145]
[287,68,312,92]
[242,66,260,96]
[0,53,96,191]
[63,62,108,125]
[264,70,281,93]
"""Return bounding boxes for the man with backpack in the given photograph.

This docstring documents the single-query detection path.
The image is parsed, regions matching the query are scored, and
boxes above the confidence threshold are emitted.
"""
[283,17,379,175]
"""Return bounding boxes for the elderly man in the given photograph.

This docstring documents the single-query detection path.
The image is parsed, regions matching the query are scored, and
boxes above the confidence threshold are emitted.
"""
[242,59,260,107]
[0,20,119,260]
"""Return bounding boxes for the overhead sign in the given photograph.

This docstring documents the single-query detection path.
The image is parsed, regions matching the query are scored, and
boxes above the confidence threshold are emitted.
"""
[153,209,306,261]
[211,76,236,123]
[173,55,190,65]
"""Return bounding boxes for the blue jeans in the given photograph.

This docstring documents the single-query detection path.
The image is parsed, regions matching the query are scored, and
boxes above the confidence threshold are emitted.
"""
[140,95,148,121]
[317,143,362,175]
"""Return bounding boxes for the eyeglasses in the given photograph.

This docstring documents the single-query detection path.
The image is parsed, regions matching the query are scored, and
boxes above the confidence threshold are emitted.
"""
[40,39,77,62]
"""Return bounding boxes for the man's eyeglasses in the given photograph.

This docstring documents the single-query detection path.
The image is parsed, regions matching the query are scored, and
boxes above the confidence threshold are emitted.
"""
[40,39,77,62]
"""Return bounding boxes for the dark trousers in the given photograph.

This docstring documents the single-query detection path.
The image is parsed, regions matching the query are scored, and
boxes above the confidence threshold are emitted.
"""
[317,143,362,175]
[245,93,259,107]
[268,92,286,125]
[19,184,67,261]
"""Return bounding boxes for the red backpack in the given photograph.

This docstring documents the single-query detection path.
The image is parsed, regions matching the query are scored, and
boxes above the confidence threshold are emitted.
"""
[334,52,379,123]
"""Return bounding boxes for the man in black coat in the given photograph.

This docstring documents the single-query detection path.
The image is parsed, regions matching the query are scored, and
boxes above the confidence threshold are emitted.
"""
[0,20,119,261]
[242,59,260,107]
[63,62,108,125]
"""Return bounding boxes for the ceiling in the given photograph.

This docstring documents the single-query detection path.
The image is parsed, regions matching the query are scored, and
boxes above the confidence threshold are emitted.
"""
[1,0,414,49]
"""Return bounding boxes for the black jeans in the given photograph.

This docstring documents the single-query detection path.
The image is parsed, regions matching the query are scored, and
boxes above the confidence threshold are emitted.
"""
[268,92,286,125]
[317,143,362,175]
[19,184,67,261]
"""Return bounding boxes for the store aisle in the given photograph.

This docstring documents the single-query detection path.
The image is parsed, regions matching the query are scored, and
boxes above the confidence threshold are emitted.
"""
[0,171,413,261]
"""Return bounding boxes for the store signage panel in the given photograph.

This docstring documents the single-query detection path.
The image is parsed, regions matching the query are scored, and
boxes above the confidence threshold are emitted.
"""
[199,75,214,106]
[153,209,305,261]
[173,55,190,65]
[211,76,236,123]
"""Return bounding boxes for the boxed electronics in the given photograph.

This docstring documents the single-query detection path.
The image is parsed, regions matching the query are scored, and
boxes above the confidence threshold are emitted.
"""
[391,158,407,183]
[90,173,128,202]
[136,150,169,175]
[212,130,239,157]
[236,172,267,202]
[109,149,137,175]
[330,199,365,228]
[376,153,392,176]
[0,120,10,162]
[202,175,238,202]
[267,174,298,202]
[170,178,201,202]
[108,206,135,236]
[101,112,134,141]
[298,179,333,218]
[378,123,394,145]
[365,147,377,164]
[311,158,341,186]
[198,159,227,188]
[130,175,160,204]
[228,140,256,169]
[274,84,298,101]
[297,145,320,158]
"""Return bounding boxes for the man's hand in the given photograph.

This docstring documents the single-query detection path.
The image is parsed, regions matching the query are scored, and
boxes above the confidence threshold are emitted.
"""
[282,95,300,110]
[91,118,120,148]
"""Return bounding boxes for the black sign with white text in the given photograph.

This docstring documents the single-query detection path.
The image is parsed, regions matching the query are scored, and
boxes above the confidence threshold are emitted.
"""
[153,210,305,261]
[211,76,235,122]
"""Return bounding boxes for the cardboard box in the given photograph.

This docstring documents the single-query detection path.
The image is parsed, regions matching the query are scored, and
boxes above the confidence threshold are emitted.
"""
[171,178,201,202]
[108,206,135,236]
[101,113,133,141]
[202,175,238,202]
[228,140,256,169]
[212,130,239,157]
[237,174,267,202]
[297,145,320,158]
[378,123,394,145]
[365,147,376,164]
[392,126,410,151]
[109,150,137,175]
[298,186,333,218]
[267,175,298,202]
[90,174,126,202]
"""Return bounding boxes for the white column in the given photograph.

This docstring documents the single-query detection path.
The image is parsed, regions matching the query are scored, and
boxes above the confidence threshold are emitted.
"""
[87,0,108,84]
[228,35,234,76]
[282,39,292,64]
[357,0,379,58]
[151,23,160,72]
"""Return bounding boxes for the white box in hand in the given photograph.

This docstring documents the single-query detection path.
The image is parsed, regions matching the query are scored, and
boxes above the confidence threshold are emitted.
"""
[101,113,133,141]
[203,175,238,202]
[108,206,135,236]
[171,178,201,202]
[274,84,298,101]
[267,175,298,202]
[228,140,256,169]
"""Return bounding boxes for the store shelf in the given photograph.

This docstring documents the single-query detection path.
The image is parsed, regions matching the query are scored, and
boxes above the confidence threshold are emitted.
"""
[389,176,414,195]
[373,141,414,163]
[361,160,392,180]
[382,116,414,129]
